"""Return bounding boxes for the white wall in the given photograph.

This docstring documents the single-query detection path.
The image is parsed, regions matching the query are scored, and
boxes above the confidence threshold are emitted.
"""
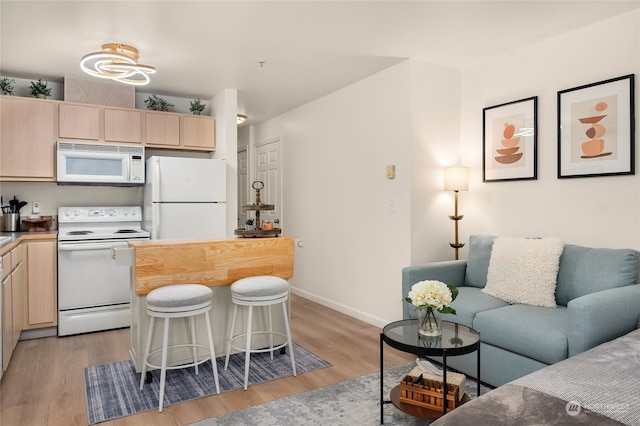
[459,9,640,252]
[253,60,460,326]
[409,60,462,264]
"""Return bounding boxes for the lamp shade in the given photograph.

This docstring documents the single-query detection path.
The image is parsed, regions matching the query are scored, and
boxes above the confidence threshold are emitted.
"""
[444,167,469,191]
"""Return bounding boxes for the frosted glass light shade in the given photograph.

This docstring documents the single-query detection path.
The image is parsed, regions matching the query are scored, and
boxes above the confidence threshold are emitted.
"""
[444,167,469,191]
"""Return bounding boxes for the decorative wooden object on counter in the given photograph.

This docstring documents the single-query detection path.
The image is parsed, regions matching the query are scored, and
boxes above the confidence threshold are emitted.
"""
[235,180,282,238]
[22,216,53,232]
[128,237,294,296]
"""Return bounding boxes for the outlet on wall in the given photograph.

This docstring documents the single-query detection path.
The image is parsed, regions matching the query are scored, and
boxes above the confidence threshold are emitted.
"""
[32,201,41,214]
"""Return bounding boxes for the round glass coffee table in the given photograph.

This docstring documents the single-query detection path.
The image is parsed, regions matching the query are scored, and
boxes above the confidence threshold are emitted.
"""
[380,319,480,424]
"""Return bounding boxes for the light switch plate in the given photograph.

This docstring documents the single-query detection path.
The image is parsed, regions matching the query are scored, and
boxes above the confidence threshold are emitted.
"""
[386,165,396,179]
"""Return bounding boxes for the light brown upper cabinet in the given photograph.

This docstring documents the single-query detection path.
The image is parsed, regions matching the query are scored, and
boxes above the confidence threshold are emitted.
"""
[104,108,142,144]
[144,111,181,147]
[0,96,56,181]
[182,115,216,150]
[58,103,100,140]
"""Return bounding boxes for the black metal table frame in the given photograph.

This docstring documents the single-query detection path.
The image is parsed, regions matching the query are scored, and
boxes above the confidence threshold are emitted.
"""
[380,319,480,424]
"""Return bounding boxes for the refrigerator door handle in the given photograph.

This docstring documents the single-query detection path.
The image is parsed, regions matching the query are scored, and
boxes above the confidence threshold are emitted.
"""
[152,158,161,202]
[152,204,160,240]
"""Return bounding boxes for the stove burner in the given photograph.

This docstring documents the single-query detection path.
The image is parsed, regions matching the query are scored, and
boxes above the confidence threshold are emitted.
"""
[114,229,139,234]
[67,230,94,236]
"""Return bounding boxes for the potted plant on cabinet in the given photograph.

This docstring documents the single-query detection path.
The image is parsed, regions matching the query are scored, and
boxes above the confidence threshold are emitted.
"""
[29,78,51,98]
[144,94,174,112]
[0,77,15,95]
[245,218,255,231]
[189,98,206,115]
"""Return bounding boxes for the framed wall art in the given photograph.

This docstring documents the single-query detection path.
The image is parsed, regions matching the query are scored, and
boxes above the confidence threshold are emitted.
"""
[483,96,537,182]
[557,74,635,178]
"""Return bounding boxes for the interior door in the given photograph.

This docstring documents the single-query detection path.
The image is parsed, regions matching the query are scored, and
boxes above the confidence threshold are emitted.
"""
[255,139,281,225]
[237,148,249,228]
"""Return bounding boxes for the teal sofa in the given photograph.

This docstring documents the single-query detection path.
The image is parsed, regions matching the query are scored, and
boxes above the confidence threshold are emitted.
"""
[402,235,640,387]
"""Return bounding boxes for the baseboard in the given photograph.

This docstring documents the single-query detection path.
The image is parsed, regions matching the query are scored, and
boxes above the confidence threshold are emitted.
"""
[20,326,57,340]
[290,287,390,328]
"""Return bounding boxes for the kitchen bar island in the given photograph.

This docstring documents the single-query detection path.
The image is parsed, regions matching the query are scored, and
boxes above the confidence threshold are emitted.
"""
[116,236,294,372]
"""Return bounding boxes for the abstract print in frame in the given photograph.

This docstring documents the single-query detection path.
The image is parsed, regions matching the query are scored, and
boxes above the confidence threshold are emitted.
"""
[558,74,635,178]
[483,96,537,182]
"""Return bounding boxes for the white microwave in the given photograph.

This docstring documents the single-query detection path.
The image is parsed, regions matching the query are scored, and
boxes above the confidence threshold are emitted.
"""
[57,141,145,186]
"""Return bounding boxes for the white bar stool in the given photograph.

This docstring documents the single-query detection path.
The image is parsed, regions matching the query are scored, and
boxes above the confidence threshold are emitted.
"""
[139,284,220,412]
[224,275,296,390]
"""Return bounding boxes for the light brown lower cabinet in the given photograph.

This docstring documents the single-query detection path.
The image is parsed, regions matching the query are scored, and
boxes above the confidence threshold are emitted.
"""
[26,240,57,327]
[2,245,25,373]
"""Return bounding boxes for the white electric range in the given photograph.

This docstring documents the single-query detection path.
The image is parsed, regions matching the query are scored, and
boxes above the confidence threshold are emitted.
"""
[57,206,150,336]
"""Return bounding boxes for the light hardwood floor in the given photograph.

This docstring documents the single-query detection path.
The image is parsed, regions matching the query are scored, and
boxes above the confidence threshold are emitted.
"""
[0,294,414,425]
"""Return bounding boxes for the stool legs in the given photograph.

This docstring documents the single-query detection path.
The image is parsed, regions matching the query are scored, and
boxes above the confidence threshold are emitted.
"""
[282,301,296,376]
[141,310,219,412]
[225,299,296,391]
[205,311,221,394]
[158,317,171,412]
[224,304,239,370]
[243,305,254,390]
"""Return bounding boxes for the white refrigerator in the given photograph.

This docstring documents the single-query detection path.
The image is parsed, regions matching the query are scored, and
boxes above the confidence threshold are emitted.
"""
[144,156,227,240]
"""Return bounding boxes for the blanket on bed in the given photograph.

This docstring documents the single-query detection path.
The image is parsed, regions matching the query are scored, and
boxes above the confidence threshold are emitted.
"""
[433,328,640,425]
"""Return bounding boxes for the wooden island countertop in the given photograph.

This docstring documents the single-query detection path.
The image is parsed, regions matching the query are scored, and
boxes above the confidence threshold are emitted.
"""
[127,236,295,295]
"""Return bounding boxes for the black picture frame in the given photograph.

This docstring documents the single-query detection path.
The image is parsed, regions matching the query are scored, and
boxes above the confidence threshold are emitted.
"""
[483,96,537,182]
[557,74,635,178]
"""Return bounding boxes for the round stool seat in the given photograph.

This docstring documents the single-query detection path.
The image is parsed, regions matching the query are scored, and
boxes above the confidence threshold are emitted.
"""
[230,276,289,299]
[147,284,213,313]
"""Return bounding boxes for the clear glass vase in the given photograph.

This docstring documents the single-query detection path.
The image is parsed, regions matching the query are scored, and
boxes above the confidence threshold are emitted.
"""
[418,307,442,337]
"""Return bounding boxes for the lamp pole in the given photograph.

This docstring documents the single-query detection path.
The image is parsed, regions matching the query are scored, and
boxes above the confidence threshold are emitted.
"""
[448,190,465,260]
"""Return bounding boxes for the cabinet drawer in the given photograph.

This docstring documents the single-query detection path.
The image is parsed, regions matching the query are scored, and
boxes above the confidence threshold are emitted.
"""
[10,246,20,271]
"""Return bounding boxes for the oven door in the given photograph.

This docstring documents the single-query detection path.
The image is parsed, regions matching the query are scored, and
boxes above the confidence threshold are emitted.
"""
[58,240,131,310]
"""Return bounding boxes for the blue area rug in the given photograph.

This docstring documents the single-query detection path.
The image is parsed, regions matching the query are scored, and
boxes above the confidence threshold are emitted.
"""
[84,342,330,424]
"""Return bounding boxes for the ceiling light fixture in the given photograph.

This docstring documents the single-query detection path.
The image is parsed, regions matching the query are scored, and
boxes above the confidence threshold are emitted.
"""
[237,114,247,125]
[80,43,156,86]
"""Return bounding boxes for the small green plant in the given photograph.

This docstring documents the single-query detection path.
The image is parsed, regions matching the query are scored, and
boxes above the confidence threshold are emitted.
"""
[144,94,174,112]
[245,218,255,225]
[189,98,206,114]
[0,77,15,95]
[29,78,51,98]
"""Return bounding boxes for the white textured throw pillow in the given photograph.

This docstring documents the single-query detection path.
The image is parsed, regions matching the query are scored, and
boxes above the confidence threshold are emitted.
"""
[482,236,564,308]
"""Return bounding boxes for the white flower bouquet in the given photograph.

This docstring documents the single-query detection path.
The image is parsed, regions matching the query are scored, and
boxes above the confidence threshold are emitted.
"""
[405,280,458,336]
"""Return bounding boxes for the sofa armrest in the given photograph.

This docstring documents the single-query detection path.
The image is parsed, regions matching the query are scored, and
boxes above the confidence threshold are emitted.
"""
[401,260,467,319]
[567,284,640,356]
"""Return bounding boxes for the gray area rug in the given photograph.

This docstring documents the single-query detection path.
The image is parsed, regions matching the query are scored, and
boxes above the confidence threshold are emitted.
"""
[84,342,330,424]
[189,362,492,425]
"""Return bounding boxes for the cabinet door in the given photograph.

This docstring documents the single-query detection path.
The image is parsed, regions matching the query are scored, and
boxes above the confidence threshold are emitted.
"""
[182,116,216,150]
[58,103,100,140]
[145,112,180,147]
[27,241,56,326]
[2,275,12,372]
[11,263,24,348]
[0,97,56,180]
[105,108,142,143]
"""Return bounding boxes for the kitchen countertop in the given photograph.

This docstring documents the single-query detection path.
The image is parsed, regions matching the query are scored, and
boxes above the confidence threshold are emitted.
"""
[126,236,295,295]
[0,231,58,255]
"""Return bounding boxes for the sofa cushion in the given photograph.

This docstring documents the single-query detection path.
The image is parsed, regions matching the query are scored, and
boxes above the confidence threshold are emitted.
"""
[482,236,563,308]
[555,244,639,306]
[473,304,568,365]
[465,235,496,288]
[441,286,509,328]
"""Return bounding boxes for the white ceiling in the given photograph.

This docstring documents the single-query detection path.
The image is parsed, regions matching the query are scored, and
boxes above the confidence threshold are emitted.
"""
[1,1,638,125]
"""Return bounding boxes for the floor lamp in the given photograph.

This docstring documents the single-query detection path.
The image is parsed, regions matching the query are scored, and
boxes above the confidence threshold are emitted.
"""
[444,167,469,260]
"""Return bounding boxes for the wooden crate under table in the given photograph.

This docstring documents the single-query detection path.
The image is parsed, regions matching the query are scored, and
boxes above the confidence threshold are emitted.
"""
[399,366,463,411]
